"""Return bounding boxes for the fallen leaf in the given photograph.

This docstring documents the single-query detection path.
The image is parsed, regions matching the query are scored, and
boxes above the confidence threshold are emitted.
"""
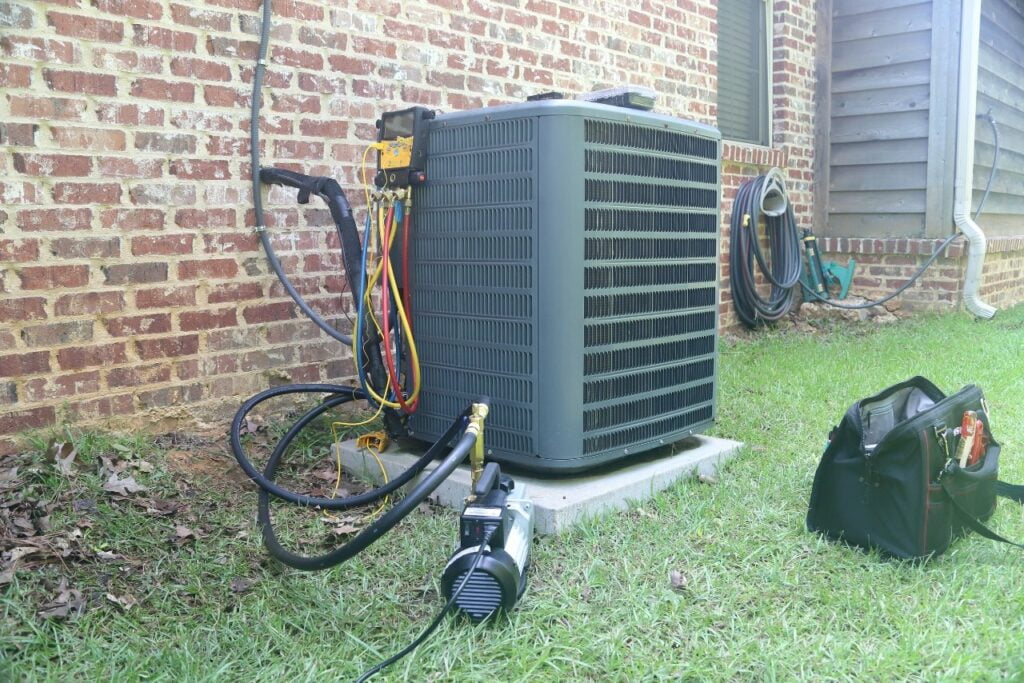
[103,472,147,497]
[230,577,255,594]
[0,568,14,586]
[138,498,181,516]
[47,441,77,476]
[697,473,719,485]
[73,498,98,515]
[133,460,155,473]
[327,523,360,536]
[110,443,132,455]
[95,550,119,562]
[5,546,39,564]
[669,570,689,592]
[105,592,138,610]
[11,516,36,536]
[240,415,265,435]
[171,525,200,546]
[0,467,21,491]
[37,579,85,620]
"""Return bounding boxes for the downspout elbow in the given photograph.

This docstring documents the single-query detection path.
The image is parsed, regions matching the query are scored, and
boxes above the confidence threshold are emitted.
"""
[953,206,996,319]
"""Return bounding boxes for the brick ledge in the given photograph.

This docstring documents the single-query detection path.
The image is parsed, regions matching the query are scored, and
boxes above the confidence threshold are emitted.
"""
[721,141,787,168]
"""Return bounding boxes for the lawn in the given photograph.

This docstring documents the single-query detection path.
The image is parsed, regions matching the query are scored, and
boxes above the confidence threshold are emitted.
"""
[3,303,1024,681]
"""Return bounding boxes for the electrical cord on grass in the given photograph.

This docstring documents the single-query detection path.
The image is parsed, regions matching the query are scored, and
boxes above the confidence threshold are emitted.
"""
[353,525,498,683]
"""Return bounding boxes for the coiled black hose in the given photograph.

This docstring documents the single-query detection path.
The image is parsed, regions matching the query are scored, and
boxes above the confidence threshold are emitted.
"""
[230,385,486,571]
[728,175,803,328]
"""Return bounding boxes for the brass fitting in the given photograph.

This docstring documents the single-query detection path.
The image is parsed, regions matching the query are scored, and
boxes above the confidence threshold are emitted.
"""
[465,403,489,498]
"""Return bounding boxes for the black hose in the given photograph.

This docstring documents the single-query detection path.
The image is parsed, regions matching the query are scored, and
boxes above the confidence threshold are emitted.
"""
[228,384,486,570]
[250,0,351,347]
[728,175,803,328]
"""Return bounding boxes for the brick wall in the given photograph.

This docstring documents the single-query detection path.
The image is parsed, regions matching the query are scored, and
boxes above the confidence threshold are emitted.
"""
[0,0,819,454]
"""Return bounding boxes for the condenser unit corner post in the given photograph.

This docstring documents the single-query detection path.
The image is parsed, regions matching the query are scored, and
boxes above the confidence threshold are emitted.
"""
[410,100,721,474]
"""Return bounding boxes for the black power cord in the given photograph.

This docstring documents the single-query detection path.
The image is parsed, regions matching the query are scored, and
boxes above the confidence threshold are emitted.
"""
[354,525,498,683]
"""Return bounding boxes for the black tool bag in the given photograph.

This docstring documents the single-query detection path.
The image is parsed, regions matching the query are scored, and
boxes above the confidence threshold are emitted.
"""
[807,376,1024,559]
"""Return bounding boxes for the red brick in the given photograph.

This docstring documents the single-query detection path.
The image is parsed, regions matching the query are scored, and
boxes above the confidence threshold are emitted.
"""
[100,208,164,231]
[170,2,231,28]
[21,321,93,347]
[0,2,34,29]
[174,208,234,228]
[170,56,232,81]
[0,239,40,262]
[206,36,258,59]
[272,45,324,69]
[299,119,349,137]
[0,122,37,146]
[0,296,47,323]
[51,127,126,151]
[208,281,263,303]
[169,159,230,180]
[136,132,197,154]
[0,36,77,64]
[0,407,56,438]
[65,394,135,422]
[55,291,124,315]
[0,350,50,377]
[273,140,324,159]
[0,181,39,205]
[202,233,259,254]
[0,63,30,88]
[51,237,120,258]
[53,183,121,204]
[180,308,237,331]
[272,93,320,114]
[92,0,162,18]
[24,370,102,402]
[13,153,93,177]
[57,343,127,371]
[43,70,116,96]
[103,262,168,285]
[104,313,172,337]
[135,286,195,309]
[131,78,195,102]
[107,363,171,388]
[243,302,295,324]
[132,24,197,52]
[16,208,91,233]
[19,265,89,290]
[298,26,347,50]
[9,95,87,120]
[97,157,163,179]
[129,184,196,206]
[47,11,124,42]
[204,85,250,108]
[132,234,194,256]
[135,334,199,360]
[178,258,238,279]
[97,102,164,126]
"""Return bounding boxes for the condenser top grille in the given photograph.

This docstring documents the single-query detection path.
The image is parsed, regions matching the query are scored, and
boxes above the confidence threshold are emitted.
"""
[584,119,718,159]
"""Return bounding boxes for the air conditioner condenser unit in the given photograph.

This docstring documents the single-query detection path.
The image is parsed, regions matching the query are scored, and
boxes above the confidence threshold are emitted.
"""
[408,100,721,473]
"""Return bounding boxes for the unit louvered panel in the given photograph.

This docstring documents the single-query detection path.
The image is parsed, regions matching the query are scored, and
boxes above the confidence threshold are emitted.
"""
[582,116,718,456]
[409,115,537,457]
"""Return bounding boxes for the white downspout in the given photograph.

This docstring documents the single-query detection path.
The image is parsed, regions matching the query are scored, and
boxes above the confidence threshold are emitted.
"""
[953,0,997,318]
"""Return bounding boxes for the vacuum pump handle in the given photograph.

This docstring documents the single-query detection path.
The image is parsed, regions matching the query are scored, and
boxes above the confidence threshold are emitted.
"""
[259,167,323,204]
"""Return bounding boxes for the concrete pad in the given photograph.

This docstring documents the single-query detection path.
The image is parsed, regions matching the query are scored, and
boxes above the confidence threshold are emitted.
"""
[337,435,743,535]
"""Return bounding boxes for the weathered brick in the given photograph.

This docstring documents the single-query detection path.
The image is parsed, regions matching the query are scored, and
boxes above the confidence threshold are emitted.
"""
[129,184,196,206]
[57,343,127,371]
[131,78,195,102]
[180,308,237,331]
[0,407,56,438]
[178,258,238,280]
[131,234,193,256]
[170,56,232,81]
[131,25,197,52]
[104,313,172,337]
[0,350,50,377]
[97,102,164,126]
[135,132,197,154]
[135,286,195,309]
[0,1,35,29]
[53,183,121,204]
[24,370,101,402]
[94,0,162,19]
[51,237,120,258]
[21,321,93,347]
[47,11,124,42]
[55,291,124,316]
[107,363,171,388]
[1,36,76,64]
[135,334,199,360]
[169,159,230,180]
[0,239,40,262]
[13,153,93,177]
[9,95,87,120]
[100,208,164,231]
[243,302,295,324]
[16,208,92,232]
[0,63,30,88]
[0,122,38,146]
[19,265,90,290]
[103,262,168,285]
[43,70,116,96]
[51,127,126,151]
[208,281,263,303]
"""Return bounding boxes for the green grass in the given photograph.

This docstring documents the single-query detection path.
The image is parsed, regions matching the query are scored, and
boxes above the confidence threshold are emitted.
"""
[4,304,1024,681]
